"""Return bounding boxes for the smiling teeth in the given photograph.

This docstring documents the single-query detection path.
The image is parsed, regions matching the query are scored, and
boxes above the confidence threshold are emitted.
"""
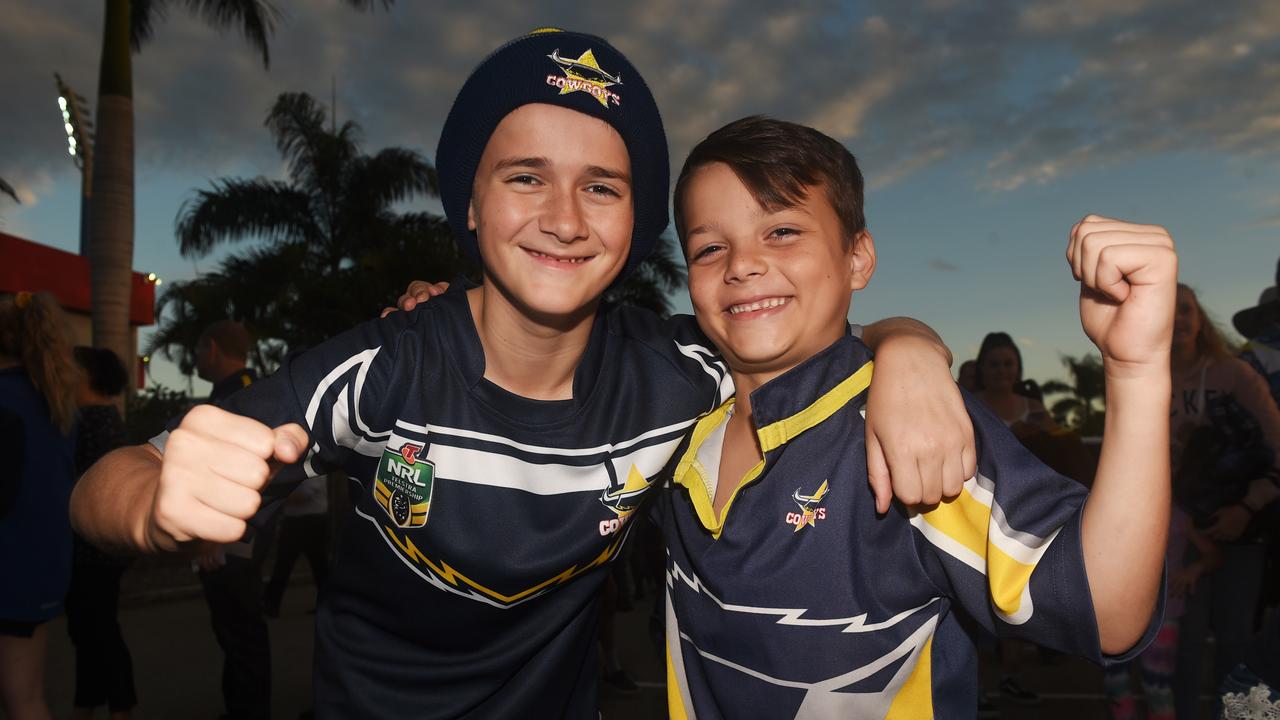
[728,297,791,314]
[530,250,589,264]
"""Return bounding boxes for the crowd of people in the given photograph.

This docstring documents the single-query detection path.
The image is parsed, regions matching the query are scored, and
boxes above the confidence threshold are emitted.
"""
[951,265,1280,719]
[2,27,1278,720]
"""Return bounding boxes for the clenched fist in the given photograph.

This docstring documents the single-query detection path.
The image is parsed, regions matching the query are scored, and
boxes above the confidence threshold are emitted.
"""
[148,404,309,550]
[1067,214,1178,376]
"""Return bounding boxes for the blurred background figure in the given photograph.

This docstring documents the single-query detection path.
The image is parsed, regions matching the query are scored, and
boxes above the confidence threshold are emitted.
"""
[972,332,1049,707]
[1102,499,1219,720]
[1169,284,1280,719]
[974,332,1054,436]
[66,346,137,720]
[192,320,272,720]
[0,291,80,720]
[1218,259,1280,717]
[262,475,330,619]
[957,359,978,392]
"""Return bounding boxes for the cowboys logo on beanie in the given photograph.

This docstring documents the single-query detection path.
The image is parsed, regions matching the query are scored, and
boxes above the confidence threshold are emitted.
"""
[436,29,669,286]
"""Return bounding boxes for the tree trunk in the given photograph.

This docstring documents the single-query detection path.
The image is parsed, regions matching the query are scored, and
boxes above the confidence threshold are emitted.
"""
[89,0,135,412]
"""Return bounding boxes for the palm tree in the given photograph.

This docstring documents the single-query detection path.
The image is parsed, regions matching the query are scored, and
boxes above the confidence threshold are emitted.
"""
[87,0,389,400]
[605,232,687,318]
[148,91,469,369]
[1042,353,1106,434]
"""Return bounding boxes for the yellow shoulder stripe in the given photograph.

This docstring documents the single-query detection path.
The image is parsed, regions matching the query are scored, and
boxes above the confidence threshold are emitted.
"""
[756,360,873,453]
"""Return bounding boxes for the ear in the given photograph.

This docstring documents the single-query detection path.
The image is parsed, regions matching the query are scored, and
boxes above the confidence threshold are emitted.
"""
[847,230,876,292]
[467,199,477,232]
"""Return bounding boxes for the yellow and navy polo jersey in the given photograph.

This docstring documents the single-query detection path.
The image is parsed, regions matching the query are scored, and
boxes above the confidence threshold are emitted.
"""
[156,285,731,718]
[659,334,1159,719]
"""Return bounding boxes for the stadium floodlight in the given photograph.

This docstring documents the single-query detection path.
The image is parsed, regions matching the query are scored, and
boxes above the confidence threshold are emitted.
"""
[54,74,93,171]
[54,73,95,255]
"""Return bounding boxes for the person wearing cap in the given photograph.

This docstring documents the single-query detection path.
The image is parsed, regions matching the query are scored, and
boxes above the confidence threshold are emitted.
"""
[1217,258,1280,719]
[70,30,971,717]
[1168,283,1280,718]
[1235,257,1280,408]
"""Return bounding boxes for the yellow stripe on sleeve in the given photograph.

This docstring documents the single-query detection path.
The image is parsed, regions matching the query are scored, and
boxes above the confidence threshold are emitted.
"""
[918,485,1042,621]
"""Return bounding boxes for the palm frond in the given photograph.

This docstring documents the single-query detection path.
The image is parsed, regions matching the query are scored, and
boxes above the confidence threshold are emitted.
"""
[130,0,167,51]
[181,0,280,67]
[176,178,317,256]
[0,177,19,204]
[346,148,439,209]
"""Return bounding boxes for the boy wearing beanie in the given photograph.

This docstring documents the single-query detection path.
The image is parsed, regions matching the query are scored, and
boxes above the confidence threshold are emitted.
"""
[660,117,1174,718]
[73,31,970,717]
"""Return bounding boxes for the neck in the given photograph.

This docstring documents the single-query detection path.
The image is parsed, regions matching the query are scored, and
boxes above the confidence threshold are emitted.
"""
[727,364,794,425]
[1171,341,1200,372]
[468,284,596,401]
[206,361,247,384]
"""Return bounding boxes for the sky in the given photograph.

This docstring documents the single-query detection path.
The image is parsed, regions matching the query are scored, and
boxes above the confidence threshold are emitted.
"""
[3,0,1278,396]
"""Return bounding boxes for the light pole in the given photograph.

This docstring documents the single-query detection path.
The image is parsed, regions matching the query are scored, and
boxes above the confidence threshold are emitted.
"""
[54,72,94,256]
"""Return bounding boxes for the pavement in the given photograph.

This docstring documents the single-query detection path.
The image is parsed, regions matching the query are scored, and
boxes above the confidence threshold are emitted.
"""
[39,568,1216,719]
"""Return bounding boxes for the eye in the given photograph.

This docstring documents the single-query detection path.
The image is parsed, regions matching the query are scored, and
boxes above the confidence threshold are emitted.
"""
[768,226,800,239]
[507,174,541,186]
[585,183,622,198]
[690,244,724,261]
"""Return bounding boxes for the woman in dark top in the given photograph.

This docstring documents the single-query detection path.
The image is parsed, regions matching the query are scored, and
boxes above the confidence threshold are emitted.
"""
[67,347,137,719]
[0,291,79,720]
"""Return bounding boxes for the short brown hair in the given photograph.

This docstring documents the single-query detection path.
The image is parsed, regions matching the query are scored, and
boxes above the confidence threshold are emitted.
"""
[199,320,251,361]
[673,116,866,247]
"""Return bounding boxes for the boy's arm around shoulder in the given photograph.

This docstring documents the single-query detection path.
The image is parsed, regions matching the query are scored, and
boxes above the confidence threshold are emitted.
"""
[862,317,976,513]
[1068,215,1177,654]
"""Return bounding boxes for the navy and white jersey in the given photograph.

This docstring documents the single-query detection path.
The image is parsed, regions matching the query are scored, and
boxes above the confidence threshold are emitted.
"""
[659,335,1159,719]
[154,286,730,718]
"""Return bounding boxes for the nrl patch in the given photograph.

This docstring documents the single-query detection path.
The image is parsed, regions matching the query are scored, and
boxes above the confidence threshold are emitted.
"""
[545,48,622,108]
[374,442,434,528]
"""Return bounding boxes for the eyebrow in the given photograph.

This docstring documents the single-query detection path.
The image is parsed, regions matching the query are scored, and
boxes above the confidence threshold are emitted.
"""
[584,165,631,183]
[684,223,716,238]
[490,157,630,184]
[492,156,548,172]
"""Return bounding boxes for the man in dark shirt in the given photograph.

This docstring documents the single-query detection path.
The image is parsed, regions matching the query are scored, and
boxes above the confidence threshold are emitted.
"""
[193,321,268,720]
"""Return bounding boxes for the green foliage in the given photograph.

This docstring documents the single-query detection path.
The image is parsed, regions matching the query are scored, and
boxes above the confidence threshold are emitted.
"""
[1043,353,1106,435]
[604,232,687,318]
[125,383,192,444]
[149,91,475,372]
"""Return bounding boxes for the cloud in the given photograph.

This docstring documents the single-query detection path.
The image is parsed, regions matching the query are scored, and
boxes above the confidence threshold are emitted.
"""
[927,258,959,272]
[4,0,1280,205]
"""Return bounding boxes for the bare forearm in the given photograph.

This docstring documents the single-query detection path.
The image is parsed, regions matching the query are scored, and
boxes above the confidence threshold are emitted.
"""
[1082,372,1171,654]
[862,317,953,367]
[71,444,167,554]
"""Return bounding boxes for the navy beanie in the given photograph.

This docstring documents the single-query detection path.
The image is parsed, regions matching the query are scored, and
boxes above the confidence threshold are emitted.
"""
[436,29,670,286]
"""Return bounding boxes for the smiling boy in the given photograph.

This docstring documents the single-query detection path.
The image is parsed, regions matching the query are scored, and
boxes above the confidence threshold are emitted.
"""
[74,32,972,718]
[660,117,1175,718]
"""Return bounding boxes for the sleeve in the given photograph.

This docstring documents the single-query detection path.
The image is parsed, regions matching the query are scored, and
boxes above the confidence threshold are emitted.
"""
[907,391,1162,665]
[149,308,434,522]
[0,407,25,521]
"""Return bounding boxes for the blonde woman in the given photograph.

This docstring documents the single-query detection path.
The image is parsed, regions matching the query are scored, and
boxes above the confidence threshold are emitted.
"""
[0,291,80,720]
[1170,284,1280,719]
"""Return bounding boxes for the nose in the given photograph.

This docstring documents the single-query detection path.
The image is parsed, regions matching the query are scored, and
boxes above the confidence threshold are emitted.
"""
[725,243,766,284]
[539,186,589,244]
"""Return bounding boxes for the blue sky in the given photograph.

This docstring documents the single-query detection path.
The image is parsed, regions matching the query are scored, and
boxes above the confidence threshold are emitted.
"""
[3,0,1278,395]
